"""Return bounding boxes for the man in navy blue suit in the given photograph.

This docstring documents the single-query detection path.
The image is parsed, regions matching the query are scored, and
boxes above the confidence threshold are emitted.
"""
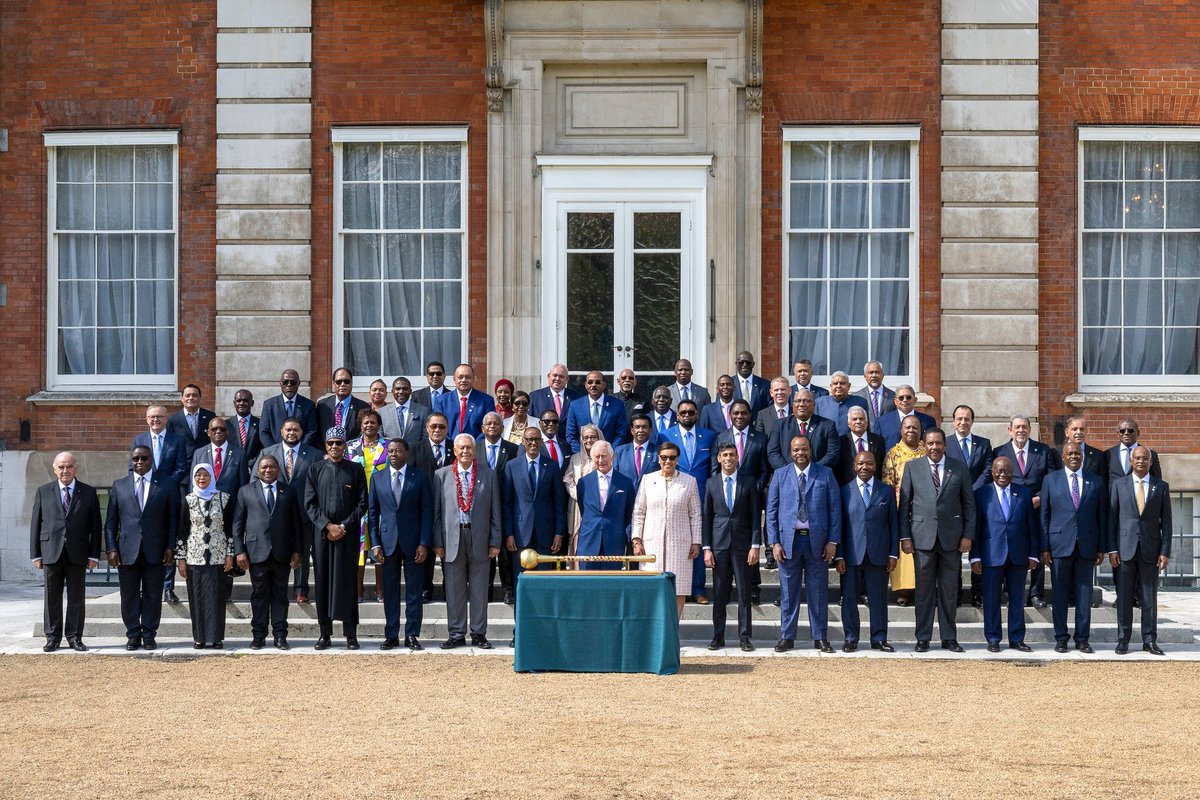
[192,417,250,496]
[503,427,567,586]
[732,351,772,415]
[815,372,868,436]
[767,436,841,653]
[703,444,760,651]
[614,415,658,493]
[258,416,322,604]
[714,400,769,602]
[1039,441,1107,653]
[565,371,628,452]
[435,363,495,439]
[528,363,582,420]
[646,386,677,445]
[854,360,895,432]
[134,405,188,487]
[789,359,829,400]
[368,439,433,651]
[767,389,840,471]
[167,384,216,470]
[994,414,1056,609]
[945,404,994,608]
[228,389,263,463]
[971,457,1039,652]
[836,451,898,652]
[259,369,319,449]
[698,375,737,433]
[875,385,936,451]
[316,367,370,442]
[574,442,635,567]
[661,400,715,603]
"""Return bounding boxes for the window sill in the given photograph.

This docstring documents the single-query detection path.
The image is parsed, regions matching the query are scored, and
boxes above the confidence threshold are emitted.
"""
[26,391,181,407]
[1066,392,1200,407]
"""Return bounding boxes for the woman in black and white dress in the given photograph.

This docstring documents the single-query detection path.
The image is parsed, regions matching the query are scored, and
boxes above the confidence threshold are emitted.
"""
[176,462,235,649]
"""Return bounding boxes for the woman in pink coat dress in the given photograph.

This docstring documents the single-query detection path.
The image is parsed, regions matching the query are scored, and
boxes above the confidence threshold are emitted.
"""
[632,441,702,620]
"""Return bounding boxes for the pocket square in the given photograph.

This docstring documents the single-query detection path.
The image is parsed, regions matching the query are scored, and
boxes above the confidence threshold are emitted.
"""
[614,489,625,495]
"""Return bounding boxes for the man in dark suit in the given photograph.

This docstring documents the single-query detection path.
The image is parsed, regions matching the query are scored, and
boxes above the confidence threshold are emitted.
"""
[661,399,715,603]
[699,374,737,434]
[408,412,455,602]
[789,358,829,399]
[669,358,710,412]
[732,350,772,415]
[259,369,319,449]
[381,376,430,447]
[435,363,495,439]
[815,372,868,436]
[834,407,887,487]
[30,452,101,652]
[994,414,1056,608]
[565,371,629,452]
[232,455,302,650]
[538,410,570,470]
[899,427,976,653]
[614,368,647,420]
[167,384,217,470]
[574,442,636,565]
[971,457,1039,652]
[766,436,841,652]
[259,416,322,604]
[836,451,898,652]
[714,400,770,602]
[875,385,936,451]
[528,363,582,420]
[1109,446,1172,655]
[703,443,760,651]
[754,377,793,440]
[646,386,677,445]
[228,388,262,463]
[503,427,567,596]
[1059,415,1106,482]
[411,361,451,409]
[945,404,994,607]
[854,360,895,432]
[105,445,180,651]
[1104,418,1162,485]
[133,405,187,487]
[767,389,840,471]
[192,417,250,496]
[316,367,370,442]
[614,415,658,493]
[1039,442,1107,653]
[368,439,434,651]
[478,411,520,604]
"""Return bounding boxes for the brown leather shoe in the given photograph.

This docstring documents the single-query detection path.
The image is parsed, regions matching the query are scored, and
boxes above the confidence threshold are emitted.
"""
[694,594,710,605]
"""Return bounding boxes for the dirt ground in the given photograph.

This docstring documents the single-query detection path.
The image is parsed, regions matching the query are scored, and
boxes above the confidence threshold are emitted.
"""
[1,655,1197,799]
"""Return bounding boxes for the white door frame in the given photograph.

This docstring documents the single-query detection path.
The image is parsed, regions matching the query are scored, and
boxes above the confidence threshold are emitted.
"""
[537,155,711,386]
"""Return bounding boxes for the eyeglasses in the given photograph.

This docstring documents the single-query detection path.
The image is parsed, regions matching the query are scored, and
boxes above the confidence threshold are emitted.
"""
[541,419,559,425]
[523,438,543,444]
[427,371,444,377]
[280,379,299,385]
[1118,427,1137,434]
[513,400,529,407]
[209,427,228,432]
[130,455,151,462]
[427,423,448,430]
[736,359,753,365]
[326,441,346,447]
[658,455,678,461]
[333,378,353,385]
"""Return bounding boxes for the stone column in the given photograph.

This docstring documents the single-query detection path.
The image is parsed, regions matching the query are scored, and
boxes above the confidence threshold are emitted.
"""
[940,0,1040,442]
[214,0,313,410]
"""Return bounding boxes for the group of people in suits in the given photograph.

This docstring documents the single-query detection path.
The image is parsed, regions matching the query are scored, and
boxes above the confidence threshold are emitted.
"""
[29,354,1173,657]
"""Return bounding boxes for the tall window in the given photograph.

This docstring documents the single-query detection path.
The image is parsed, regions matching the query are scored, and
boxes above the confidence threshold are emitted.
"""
[783,127,918,382]
[46,131,178,389]
[333,127,467,387]
[1080,129,1200,387]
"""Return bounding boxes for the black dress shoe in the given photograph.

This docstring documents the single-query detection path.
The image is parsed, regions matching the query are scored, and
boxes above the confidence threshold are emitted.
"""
[764,556,777,570]
[193,642,205,650]
[250,637,265,650]
[842,641,857,653]
[1054,642,1069,653]
[942,639,964,653]
[210,641,223,650]
[972,598,984,609]
[1010,642,1032,652]
[986,642,1000,653]
[43,639,60,653]
[346,638,360,650]
[1143,641,1165,656]
[815,639,835,653]
[125,638,141,651]
[750,593,761,605]
[68,640,87,652]
[274,637,290,651]
[142,638,157,651]
[503,590,515,606]
[471,634,493,650]
[1132,596,1142,608]
[773,638,794,653]
[1032,598,1048,609]
[772,598,781,607]
[165,590,181,604]
[441,636,466,650]
[314,636,331,651]
[914,640,930,653]
[740,636,755,652]
[1075,641,1094,654]
[871,641,895,653]
[421,589,433,602]
[405,636,424,651]
[707,638,724,651]
[380,638,400,651]
[1115,641,1129,655]
[896,596,910,607]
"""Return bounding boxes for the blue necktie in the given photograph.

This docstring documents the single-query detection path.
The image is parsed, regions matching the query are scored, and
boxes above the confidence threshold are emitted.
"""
[724,476,735,512]
[529,459,537,490]
[488,444,497,469]
[796,472,808,522]
[1000,487,1011,520]
[685,431,694,462]
[861,481,870,507]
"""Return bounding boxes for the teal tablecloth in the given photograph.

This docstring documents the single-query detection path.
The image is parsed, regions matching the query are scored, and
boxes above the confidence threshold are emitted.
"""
[513,572,680,675]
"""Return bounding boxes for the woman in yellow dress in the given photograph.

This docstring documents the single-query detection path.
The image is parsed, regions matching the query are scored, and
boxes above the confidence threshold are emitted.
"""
[881,415,926,607]
[346,408,388,602]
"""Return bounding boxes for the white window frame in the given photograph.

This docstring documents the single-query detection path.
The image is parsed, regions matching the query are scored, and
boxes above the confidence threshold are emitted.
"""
[781,126,920,391]
[331,127,469,392]
[1078,126,1200,391]
[44,130,180,391]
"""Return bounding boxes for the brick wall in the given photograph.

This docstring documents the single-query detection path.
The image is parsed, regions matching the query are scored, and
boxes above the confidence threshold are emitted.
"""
[0,2,216,451]
[309,0,488,387]
[1040,0,1200,451]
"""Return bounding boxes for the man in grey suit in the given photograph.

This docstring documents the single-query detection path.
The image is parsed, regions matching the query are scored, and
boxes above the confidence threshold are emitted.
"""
[434,433,502,650]
[259,416,322,604]
[899,427,976,653]
[669,358,710,412]
[232,455,302,650]
[1109,446,1172,655]
[381,376,430,446]
[30,452,101,652]
[854,360,895,432]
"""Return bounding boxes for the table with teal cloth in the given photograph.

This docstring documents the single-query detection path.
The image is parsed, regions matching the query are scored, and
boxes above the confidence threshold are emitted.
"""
[513,572,680,675]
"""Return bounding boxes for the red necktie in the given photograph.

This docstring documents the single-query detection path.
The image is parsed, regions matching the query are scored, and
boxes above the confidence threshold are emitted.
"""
[214,446,223,481]
[800,421,807,437]
[239,417,248,447]
[548,440,559,463]
[459,394,467,433]
[554,393,562,416]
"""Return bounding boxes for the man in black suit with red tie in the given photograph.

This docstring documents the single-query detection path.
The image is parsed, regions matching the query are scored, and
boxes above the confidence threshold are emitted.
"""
[228,388,263,463]
[703,443,760,651]
[30,452,102,652]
